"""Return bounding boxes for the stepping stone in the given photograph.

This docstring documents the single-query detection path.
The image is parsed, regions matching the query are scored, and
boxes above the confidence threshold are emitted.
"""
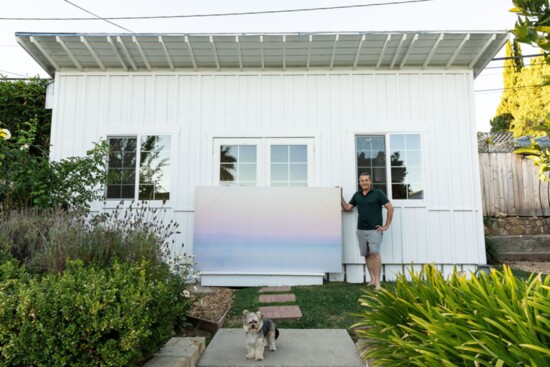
[259,305,302,321]
[259,293,296,303]
[259,286,291,293]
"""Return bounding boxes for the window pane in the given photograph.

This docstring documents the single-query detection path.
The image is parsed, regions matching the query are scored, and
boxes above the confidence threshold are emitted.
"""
[239,163,257,181]
[390,134,406,150]
[355,136,387,195]
[289,145,307,162]
[219,145,257,186]
[289,163,307,181]
[406,167,423,184]
[372,167,386,183]
[269,144,308,186]
[106,185,121,198]
[240,145,257,163]
[107,137,137,199]
[109,152,122,168]
[389,133,423,200]
[404,150,422,166]
[139,135,171,200]
[391,166,407,183]
[392,184,408,199]
[408,183,424,199]
[406,134,421,150]
[221,146,237,163]
[271,163,288,181]
[220,163,237,181]
[271,145,288,162]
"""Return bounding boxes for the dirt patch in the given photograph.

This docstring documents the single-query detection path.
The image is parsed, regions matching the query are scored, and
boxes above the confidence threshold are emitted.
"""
[502,261,550,274]
[188,287,235,322]
[178,287,235,339]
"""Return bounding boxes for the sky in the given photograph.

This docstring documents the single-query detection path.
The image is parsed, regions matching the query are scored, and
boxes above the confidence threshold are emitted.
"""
[0,0,532,131]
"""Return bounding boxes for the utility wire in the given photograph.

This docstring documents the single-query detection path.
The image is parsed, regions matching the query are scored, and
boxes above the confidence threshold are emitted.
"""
[492,53,545,60]
[0,0,433,21]
[0,69,28,77]
[475,84,547,93]
[64,0,133,32]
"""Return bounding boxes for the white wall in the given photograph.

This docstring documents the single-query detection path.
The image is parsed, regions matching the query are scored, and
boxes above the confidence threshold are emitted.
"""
[50,70,486,279]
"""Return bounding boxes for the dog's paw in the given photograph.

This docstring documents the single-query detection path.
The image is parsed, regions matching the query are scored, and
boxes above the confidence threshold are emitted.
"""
[255,356,264,361]
[246,354,254,360]
[270,346,276,351]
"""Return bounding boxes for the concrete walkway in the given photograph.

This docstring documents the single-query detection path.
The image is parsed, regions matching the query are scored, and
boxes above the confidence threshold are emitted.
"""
[146,285,366,367]
[197,329,365,367]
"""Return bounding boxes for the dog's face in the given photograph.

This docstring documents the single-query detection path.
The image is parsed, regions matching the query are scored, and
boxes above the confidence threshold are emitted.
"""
[242,310,264,333]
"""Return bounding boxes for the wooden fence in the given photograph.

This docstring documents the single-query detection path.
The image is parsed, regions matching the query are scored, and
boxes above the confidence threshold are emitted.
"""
[479,153,550,216]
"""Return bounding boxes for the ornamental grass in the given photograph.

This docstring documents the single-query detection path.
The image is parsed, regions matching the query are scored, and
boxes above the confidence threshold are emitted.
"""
[354,264,550,366]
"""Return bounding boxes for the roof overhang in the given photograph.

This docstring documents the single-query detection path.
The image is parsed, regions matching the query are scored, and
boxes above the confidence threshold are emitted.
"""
[15,31,508,78]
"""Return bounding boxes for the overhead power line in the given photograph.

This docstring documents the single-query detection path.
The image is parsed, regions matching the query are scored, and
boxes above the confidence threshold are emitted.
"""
[492,53,545,60]
[0,0,432,21]
[475,84,548,94]
[64,0,132,32]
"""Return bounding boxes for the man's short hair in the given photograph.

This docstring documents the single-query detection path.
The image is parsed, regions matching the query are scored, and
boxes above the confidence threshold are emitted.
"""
[359,172,371,179]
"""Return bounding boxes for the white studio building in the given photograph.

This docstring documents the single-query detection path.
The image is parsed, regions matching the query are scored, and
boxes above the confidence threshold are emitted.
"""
[17,31,507,286]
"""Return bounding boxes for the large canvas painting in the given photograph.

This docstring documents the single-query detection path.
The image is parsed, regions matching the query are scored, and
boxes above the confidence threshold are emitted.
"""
[193,186,342,274]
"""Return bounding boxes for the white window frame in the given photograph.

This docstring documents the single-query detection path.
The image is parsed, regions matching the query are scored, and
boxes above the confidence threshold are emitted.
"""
[104,134,173,207]
[213,137,314,186]
[354,133,425,205]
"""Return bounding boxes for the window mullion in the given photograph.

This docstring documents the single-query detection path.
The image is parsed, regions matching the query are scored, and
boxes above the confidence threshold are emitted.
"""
[135,135,142,201]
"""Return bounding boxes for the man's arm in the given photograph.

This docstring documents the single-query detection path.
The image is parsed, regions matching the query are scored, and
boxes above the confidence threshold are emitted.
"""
[339,188,354,212]
[376,202,394,232]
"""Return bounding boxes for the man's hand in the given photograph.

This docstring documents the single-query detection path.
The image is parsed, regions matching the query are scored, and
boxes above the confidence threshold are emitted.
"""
[376,225,389,232]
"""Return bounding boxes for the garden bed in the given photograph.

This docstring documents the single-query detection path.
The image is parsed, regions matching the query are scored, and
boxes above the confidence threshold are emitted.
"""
[182,287,235,335]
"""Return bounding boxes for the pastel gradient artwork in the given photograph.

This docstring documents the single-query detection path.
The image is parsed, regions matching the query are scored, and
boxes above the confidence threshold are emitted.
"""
[193,186,342,274]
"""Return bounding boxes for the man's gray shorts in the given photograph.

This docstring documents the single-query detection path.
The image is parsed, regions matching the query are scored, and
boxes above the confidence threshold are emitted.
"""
[356,230,383,256]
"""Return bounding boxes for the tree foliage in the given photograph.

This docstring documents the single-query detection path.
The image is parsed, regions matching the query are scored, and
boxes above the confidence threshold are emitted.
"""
[0,77,51,151]
[490,113,514,132]
[511,0,550,181]
[495,39,523,119]
[511,0,550,65]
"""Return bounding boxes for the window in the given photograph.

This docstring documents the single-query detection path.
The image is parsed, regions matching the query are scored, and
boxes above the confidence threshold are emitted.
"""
[106,135,171,200]
[219,145,257,186]
[214,138,313,186]
[355,134,423,200]
[269,145,308,187]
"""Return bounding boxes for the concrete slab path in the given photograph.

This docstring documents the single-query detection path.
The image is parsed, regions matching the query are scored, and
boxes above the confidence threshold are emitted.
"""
[197,329,364,367]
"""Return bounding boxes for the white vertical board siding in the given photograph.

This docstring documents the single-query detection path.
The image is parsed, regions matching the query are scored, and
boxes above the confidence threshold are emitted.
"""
[51,70,485,270]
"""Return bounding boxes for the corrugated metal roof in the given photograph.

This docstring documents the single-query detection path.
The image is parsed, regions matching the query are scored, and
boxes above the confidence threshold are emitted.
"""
[15,31,508,77]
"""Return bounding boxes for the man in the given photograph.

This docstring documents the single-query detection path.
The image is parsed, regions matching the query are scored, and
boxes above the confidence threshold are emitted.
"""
[341,172,394,290]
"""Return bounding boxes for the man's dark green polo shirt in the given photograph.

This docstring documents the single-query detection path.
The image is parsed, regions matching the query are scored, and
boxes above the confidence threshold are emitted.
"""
[349,189,390,230]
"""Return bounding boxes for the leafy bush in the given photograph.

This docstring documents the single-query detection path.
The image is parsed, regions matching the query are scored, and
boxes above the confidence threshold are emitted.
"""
[0,203,195,365]
[484,235,501,265]
[354,264,550,366]
[0,121,109,212]
[0,259,192,367]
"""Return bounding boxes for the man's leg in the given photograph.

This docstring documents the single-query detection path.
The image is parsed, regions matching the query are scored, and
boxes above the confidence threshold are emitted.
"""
[365,255,375,286]
[365,253,382,290]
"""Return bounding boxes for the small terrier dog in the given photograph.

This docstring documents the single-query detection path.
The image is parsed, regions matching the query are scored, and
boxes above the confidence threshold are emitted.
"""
[242,310,279,361]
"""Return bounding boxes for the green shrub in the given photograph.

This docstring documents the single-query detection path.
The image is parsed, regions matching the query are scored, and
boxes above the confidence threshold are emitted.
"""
[484,235,501,265]
[0,120,109,212]
[0,202,185,275]
[0,260,192,367]
[354,264,550,366]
